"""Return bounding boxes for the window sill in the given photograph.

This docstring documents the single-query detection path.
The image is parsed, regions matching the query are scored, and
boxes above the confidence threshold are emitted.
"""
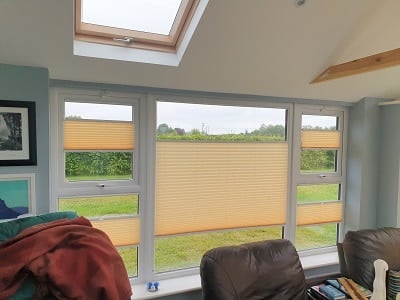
[131,274,201,300]
[130,251,339,299]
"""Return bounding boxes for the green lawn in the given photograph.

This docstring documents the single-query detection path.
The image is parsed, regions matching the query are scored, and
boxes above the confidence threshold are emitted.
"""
[59,195,138,216]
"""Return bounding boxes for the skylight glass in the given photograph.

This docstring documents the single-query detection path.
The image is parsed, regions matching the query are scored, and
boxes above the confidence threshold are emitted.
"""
[81,0,182,35]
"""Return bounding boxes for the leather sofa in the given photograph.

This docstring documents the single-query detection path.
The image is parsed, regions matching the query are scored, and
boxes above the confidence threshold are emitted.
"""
[200,239,308,300]
[341,227,400,291]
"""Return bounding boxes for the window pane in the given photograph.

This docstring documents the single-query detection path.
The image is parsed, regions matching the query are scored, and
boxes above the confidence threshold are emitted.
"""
[155,226,282,273]
[301,149,336,173]
[296,224,338,250]
[81,0,182,35]
[64,102,134,182]
[117,246,138,277]
[296,184,340,249]
[301,114,339,174]
[59,194,138,217]
[297,184,340,204]
[155,101,287,273]
[59,194,140,276]
[65,102,132,121]
[65,152,132,181]
[302,115,337,129]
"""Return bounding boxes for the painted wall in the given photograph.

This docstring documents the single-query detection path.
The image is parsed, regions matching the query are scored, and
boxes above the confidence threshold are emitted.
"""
[345,97,382,232]
[0,63,49,214]
[378,103,400,227]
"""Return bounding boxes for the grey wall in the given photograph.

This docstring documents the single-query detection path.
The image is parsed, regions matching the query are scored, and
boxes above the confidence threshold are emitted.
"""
[0,63,49,214]
[378,103,400,227]
[345,97,382,232]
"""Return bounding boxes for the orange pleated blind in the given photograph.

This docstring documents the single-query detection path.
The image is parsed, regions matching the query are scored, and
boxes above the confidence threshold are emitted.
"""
[90,217,140,246]
[64,120,135,150]
[155,141,288,236]
[296,201,342,225]
[301,130,341,149]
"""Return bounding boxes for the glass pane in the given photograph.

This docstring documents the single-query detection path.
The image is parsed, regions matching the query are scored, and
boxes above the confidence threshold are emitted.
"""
[59,194,138,217]
[297,184,340,204]
[302,115,337,130]
[65,152,132,182]
[301,149,336,173]
[157,102,286,141]
[155,226,282,273]
[296,223,338,250]
[117,246,138,277]
[81,0,182,35]
[65,102,132,121]
[301,114,339,174]
[155,102,287,273]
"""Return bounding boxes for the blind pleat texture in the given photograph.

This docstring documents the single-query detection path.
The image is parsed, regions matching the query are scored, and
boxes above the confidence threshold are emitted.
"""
[297,202,342,225]
[301,130,340,149]
[155,142,288,236]
[90,218,140,246]
[64,120,135,150]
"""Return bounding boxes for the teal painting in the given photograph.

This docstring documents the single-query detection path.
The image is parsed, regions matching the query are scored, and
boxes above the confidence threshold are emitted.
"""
[0,175,34,220]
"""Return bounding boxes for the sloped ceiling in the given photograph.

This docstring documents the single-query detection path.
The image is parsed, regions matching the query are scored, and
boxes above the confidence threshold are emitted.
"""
[0,0,400,103]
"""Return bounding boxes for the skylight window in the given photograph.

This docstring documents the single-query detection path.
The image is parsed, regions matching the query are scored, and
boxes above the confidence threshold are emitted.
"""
[75,0,200,53]
[81,0,182,35]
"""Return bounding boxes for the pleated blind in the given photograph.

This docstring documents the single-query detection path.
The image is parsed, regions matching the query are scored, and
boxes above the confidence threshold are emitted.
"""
[155,141,288,236]
[64,120,135,150]
[297,201,342,225]
[301,130,340,149]
[90,217,140,246]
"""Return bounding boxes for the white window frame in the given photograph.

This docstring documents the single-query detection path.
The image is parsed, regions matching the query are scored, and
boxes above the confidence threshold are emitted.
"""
[50,88,348,290]
[289,104,348,253]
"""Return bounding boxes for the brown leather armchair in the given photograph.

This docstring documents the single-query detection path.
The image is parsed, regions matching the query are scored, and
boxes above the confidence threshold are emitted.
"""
[200,239,307,300]
[341,227,400,291]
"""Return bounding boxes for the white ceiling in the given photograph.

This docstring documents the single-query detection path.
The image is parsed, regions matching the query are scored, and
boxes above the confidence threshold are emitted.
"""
[1,0,400,103]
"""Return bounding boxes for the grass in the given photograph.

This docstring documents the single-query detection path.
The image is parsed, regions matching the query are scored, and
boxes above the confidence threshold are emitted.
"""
[59,195,138,216]
[297,184,339,203]
[59,184,339,276]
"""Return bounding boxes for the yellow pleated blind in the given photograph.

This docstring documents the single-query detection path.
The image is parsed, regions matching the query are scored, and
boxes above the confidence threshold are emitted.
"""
[155,141,288,236]
[90,217,140,246]
[297,201,342,225]
[64,120,135,150]
[301,130,341,149]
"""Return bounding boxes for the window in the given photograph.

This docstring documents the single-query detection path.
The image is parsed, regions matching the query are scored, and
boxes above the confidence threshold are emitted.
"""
[51,89,348,285]
[155,101,288,272]
[75,0,201,53]
[293,107,346,251]
[51,90,141,277]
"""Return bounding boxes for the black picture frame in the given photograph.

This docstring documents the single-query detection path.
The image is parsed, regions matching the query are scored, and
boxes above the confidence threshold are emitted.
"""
[0,100,37,166]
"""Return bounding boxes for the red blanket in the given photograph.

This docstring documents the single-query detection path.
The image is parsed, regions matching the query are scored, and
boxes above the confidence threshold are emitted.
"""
[0,216,132,300]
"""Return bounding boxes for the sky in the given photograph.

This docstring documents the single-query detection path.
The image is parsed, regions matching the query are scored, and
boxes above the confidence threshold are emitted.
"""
[81,0,181,35]
[157,102,286,134]
[65,101,336,134]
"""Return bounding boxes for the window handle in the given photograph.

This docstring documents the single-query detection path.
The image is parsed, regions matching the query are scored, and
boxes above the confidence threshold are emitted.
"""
[113,36,133,44]
[96,184,105,188]
[319,174,327,178]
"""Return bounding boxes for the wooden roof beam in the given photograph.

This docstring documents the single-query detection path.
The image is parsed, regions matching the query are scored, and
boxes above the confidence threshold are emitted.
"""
[310,48,400,83]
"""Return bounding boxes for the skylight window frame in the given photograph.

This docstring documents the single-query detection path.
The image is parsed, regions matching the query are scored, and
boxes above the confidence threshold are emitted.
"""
[74,0,199,53]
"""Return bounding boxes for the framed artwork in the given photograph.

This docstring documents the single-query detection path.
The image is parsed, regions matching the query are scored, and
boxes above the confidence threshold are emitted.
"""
[0,173,36,220]
[0,100,37,166]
